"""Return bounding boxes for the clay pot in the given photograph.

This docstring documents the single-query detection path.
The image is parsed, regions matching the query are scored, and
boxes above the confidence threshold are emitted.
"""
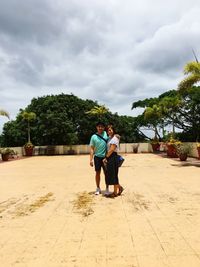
[197,147,200,159]
[167,144,178,158]
[1,153,10,161]
[151,143,160,152]
[179,153,188,161]
[24,147,34,156]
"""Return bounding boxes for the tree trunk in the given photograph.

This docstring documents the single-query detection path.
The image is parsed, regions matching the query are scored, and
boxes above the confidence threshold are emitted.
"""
[28,121,31,143]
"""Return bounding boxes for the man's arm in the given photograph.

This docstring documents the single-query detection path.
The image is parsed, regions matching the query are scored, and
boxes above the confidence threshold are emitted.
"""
[90,146,95,167]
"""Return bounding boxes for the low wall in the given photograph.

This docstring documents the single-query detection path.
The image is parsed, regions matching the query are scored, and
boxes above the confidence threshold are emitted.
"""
[189,143,199,158]
[7,143,200,159]
[9,143,149,157]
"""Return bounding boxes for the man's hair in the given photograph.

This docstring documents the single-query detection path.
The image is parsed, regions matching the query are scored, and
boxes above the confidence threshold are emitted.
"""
[96,121,105,127]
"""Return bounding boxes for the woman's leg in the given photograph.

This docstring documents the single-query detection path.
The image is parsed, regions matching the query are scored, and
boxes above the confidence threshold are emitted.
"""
[113,184,118,195]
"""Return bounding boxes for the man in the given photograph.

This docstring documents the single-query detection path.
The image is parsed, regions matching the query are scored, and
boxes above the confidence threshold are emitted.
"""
[89,122,108,195]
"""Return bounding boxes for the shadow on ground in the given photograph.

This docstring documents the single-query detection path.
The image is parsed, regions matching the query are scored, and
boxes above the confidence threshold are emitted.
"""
[155,152,200,168]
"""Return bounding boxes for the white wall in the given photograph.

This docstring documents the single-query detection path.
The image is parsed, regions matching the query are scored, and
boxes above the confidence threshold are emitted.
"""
[6,143,200,158]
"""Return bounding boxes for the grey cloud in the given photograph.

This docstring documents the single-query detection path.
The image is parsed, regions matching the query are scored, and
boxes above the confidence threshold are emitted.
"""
[1,0,200,132]
[7,57,43,86]
[0,0,59,44]
[132,8,200,73]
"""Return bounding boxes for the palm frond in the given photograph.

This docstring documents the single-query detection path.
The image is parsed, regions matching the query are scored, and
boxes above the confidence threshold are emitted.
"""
[0,109,10,119]
[85,105,109,115]
[178,74,200,92]
[184,62,200,75]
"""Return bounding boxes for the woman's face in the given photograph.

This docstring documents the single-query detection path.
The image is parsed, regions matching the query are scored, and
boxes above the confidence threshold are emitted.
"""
[107,127,114,137]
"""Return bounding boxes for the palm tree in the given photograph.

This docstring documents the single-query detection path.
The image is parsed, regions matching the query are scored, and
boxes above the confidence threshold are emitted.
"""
[85,105,109,119]
[22,111,36,143]
[178,61,200,92]
[0,109,10,119]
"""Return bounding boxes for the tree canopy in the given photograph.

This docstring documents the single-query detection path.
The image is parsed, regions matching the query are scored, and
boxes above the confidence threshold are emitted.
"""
[131,60,200,142]
[1,94,143,146]
[132,87,200,141]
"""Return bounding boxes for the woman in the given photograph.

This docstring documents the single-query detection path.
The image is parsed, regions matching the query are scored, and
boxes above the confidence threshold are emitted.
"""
[103,126,124,197]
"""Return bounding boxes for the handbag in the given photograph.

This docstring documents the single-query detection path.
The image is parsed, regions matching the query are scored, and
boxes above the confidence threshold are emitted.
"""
[117,155,125,167]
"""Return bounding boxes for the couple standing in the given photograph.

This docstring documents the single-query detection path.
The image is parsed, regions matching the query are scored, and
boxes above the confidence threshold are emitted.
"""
[89,122,124,197]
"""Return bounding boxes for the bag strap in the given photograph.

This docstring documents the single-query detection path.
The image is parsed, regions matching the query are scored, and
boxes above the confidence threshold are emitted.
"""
[95,133,107,143]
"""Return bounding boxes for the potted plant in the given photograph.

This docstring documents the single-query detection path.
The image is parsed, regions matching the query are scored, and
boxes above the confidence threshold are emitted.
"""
[150,138,160,152]
[22,111,36,156]
[175,143,191,161]
[24,142,35,156]
[166,135,180,158]
[0,148,15,161]
[67,134,78,155]
[197,143,200,159]
[133,143,139,153]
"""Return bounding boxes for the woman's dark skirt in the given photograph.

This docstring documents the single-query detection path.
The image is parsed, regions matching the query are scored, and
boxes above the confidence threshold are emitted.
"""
[105,152,119,185]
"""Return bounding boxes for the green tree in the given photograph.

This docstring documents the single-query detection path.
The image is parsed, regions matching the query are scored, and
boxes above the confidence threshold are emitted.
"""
[159,95,182,135]
[1,94,144,146]
[22,111,36,143]
[176,86,200,141]
[132,96,164,140]
[132,87,200,142]
[132,90,184,140]
[144,105,162,139]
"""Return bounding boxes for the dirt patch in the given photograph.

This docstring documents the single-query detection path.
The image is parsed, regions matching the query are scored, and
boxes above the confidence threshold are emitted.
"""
[158,194,179,204]
[126,192,151,212]
[72,191,94,217]
[176,207,197,217]
[14,192,54,217]
[0,198,20,214]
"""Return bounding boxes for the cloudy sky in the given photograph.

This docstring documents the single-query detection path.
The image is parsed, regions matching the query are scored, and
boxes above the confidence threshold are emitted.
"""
[0,0,200,131]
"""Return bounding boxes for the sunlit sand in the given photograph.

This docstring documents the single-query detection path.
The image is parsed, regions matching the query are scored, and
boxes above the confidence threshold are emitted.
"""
[1,154,200,266]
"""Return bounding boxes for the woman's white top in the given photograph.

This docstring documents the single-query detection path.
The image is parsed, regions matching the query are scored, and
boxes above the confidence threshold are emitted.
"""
[107,135,119,152]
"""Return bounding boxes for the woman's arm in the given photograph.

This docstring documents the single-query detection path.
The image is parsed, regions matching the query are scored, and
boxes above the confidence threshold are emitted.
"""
[106,144,116,158]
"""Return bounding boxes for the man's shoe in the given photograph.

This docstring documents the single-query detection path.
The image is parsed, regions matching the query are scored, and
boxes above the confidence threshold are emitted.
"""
[94,188,101,195]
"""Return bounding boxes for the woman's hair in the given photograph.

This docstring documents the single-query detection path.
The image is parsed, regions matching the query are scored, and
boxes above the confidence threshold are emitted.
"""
[107,126,116,136]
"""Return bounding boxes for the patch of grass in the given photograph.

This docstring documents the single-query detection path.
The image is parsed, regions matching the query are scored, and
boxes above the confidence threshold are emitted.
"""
[14,192,54,217]
[0,198,19,214]
[127,192,150,212]
[72,191,94,217]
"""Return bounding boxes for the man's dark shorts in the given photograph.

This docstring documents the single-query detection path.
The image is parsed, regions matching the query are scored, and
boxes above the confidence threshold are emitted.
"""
[94,156,105,172]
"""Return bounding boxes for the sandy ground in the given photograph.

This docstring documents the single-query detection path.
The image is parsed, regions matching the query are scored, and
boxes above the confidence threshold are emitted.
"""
[0,154,200,267]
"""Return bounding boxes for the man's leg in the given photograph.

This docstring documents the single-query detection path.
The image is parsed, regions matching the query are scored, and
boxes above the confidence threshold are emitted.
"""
[95,170,101,188]
[94,157,104,195]
[95,170,101,195]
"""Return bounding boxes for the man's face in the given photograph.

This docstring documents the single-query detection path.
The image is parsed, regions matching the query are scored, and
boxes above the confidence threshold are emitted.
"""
[96,125,105,134]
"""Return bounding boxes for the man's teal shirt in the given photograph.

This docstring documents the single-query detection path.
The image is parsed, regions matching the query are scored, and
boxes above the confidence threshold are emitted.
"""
[89,131,108,158]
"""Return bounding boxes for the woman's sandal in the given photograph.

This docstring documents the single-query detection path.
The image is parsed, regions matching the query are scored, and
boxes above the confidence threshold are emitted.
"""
[106,192,118,198]
[118,186,124,196]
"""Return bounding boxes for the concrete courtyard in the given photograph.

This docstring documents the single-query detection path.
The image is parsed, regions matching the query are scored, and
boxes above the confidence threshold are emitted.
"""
[0,154,200,267]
